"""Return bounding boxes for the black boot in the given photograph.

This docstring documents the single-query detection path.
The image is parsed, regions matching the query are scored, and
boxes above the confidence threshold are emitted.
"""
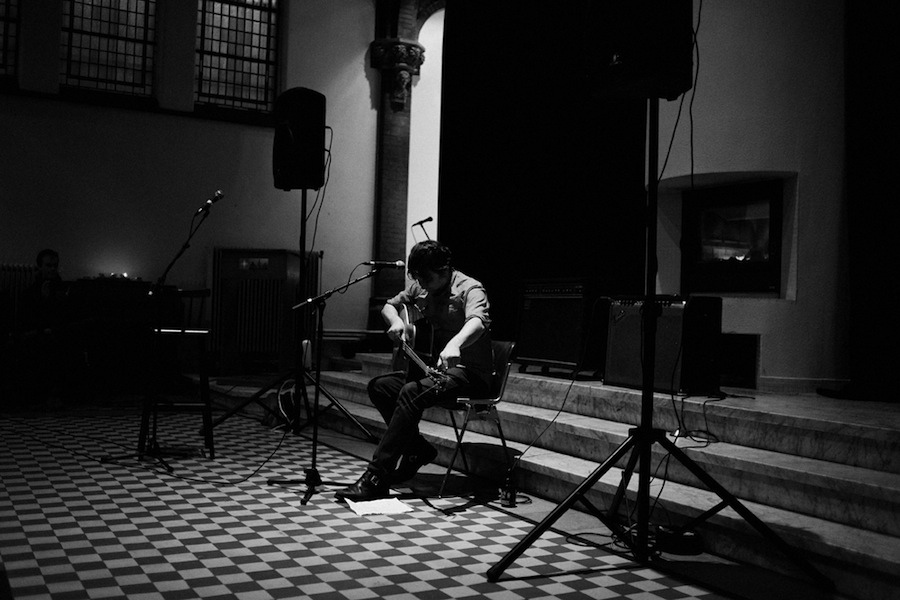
[392,442,438,483]
[335,469,390,502]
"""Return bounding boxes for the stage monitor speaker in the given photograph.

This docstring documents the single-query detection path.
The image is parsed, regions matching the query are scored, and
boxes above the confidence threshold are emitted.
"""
[588,0,694,100]
[516,279,608,376]
[604,296,721,395]
[273,87,326,191]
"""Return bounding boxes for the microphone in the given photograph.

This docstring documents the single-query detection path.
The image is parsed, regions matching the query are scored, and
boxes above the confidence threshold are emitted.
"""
[412,216,433,227]
[364,260,406,269]
[196,190,225,214]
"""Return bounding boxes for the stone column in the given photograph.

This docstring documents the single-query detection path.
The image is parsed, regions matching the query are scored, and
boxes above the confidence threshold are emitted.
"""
[367,38,425,327]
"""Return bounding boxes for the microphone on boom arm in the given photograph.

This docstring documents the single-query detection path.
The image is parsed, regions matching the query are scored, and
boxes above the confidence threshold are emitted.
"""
[363,260,406,269]
[196,190,225,214]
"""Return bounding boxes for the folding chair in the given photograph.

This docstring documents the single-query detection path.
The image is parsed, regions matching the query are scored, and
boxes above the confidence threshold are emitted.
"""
[138,289,214,462]
[439,340,516,496]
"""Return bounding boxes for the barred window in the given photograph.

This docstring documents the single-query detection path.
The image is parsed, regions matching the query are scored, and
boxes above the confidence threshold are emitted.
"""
[195,0,279,113]
[59,0,156,96]
[0,0,18,80]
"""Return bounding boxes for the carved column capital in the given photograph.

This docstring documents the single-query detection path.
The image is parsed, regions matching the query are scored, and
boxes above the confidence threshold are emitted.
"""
[370,38,425,109]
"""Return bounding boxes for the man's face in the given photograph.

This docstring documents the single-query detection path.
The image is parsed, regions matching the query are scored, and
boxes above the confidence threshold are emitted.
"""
[38,255,59,281]
[410,268,450,294]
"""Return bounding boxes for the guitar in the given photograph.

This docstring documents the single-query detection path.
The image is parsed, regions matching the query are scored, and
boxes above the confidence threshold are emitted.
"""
[391,312,451,390]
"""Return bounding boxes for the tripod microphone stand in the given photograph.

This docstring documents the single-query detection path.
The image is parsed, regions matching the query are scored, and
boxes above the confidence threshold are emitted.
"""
[268,267,384,504]
[202,188,376,442]
[487,98,830,591]
[102,190,222,470]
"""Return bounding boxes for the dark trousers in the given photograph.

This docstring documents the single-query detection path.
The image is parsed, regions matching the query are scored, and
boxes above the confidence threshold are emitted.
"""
[366,367,490,476]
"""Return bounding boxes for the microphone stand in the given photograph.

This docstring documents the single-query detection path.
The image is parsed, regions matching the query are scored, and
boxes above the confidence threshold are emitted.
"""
[267,267,385,504]
[413,217,433,240]
[158,192,221,287]
[102,192,220,469]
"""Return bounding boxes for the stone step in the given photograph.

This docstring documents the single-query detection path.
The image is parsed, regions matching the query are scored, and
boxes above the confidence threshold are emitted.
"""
[300,374,898,600]
[356,352,900,475]
[319,370,900,538]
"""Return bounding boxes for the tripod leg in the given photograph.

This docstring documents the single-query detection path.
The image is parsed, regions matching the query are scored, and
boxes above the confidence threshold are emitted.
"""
[204,371,292,432]
[300,467,323,505]
[606,438,641,517]
[297,371,377,441]
[487,434,637,582]
[658,436,832,589]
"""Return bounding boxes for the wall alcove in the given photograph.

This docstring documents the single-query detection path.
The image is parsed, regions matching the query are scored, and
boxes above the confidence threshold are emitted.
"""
[657,171,798,301]
[657,171,798,389]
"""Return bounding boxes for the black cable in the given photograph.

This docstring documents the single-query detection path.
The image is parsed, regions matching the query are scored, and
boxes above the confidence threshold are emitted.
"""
[502,295,607,482]
[307,127,334,253]
[688,0,703,191]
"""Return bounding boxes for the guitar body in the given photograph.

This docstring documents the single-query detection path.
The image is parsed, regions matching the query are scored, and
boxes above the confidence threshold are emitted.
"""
[390,313,448,387]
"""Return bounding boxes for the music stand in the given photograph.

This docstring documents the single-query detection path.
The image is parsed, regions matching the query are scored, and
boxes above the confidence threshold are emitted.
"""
[486,98,831,591]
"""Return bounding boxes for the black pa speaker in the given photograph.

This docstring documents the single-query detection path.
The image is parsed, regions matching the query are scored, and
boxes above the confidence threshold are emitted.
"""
[273,87,326,191]
[588,0,694,100]
[604,296,721,395]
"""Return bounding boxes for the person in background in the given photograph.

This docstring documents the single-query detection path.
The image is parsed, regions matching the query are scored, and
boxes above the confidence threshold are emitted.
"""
[15,249,80,404]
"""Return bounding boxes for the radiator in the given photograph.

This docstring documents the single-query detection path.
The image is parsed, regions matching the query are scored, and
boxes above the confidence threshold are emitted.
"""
[235,277,285,354]
[212,248,321,374]
[0,264,36,331]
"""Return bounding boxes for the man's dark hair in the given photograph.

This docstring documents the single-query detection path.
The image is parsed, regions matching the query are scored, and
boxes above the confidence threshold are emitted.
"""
[407,240,452,275]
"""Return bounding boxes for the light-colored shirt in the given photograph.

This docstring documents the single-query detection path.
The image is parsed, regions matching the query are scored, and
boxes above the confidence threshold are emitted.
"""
[387,269,493,377]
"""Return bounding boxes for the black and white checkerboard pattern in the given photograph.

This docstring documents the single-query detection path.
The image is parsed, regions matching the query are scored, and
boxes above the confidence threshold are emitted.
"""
[1,406,728,600]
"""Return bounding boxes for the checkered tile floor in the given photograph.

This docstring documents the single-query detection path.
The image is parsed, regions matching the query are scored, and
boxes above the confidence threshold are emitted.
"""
[1,404,730,600]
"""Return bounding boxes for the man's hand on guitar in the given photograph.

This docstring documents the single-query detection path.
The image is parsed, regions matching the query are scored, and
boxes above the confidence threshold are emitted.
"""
[386,321,407,343]
[437,343,461,371]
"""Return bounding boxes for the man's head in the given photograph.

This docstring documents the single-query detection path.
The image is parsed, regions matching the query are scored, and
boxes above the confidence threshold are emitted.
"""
[36,249,60,281]
[407,240,452,293]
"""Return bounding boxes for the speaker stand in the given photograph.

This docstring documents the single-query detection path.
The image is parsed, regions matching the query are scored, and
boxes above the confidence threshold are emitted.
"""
[487,98,831,592]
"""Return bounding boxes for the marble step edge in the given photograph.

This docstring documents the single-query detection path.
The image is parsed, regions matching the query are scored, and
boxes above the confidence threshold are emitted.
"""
[354,351,897,436]
[312,376,899,538]
[317,370,899,481]
[327,365,899,475]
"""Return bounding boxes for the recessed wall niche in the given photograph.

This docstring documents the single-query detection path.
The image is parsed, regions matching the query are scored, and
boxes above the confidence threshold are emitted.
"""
[658,172,798,300]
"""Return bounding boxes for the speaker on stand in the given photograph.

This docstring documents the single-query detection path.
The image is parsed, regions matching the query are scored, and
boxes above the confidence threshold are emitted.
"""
[489,1,831,588]
[273,87,326,191]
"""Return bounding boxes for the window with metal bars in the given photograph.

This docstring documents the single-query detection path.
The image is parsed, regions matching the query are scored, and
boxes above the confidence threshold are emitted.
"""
[0,0,18,84]
[195,0,279,114]
[59,0,156,97]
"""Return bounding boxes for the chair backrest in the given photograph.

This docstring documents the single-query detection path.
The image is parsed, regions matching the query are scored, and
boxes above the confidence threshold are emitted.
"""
[178,289,211,332]
[486,340,516,401]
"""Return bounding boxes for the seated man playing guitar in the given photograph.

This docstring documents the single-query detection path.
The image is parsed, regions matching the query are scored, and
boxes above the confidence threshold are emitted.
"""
[335,240,493,502]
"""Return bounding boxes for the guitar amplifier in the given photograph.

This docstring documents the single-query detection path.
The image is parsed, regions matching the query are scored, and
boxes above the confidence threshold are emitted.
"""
[604,296,722,395]
[516,279,608,376]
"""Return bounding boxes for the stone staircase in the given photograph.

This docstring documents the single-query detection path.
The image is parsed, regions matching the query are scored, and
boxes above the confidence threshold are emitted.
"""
[213,352,900,600]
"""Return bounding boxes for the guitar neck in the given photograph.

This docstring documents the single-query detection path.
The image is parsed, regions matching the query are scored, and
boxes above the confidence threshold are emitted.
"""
[400,340,432,373]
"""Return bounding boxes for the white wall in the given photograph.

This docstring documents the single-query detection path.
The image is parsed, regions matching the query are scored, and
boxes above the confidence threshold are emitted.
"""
[407,9,444,254]
[656,0,847,391]
[0,0,378,333]
[281,0,379,331]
